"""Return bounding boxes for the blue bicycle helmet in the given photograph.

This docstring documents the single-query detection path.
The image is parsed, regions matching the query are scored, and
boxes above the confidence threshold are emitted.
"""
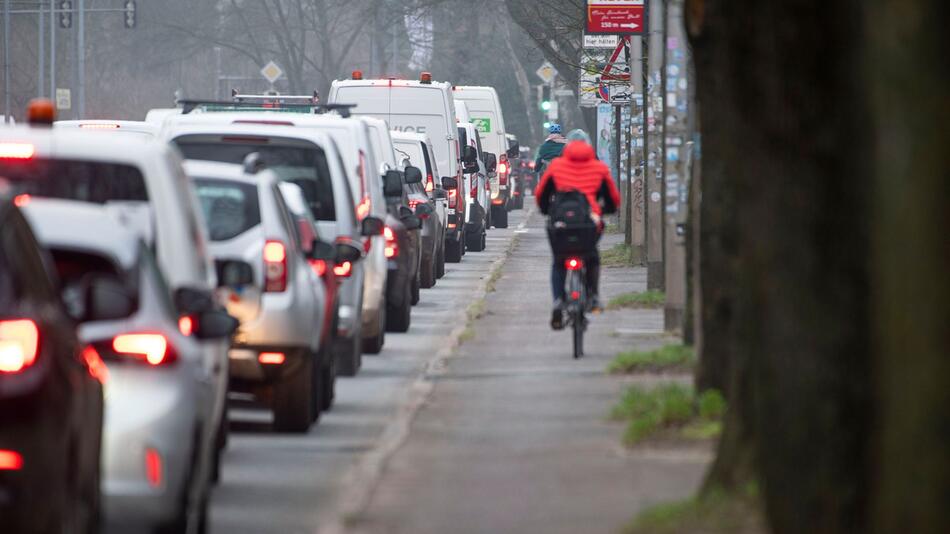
[548,123,562,135]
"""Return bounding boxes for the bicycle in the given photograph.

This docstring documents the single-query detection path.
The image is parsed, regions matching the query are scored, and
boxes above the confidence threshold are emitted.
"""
[563,256,587,359]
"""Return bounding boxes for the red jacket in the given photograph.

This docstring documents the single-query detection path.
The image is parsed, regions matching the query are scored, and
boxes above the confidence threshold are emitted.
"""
[535,141,621,216]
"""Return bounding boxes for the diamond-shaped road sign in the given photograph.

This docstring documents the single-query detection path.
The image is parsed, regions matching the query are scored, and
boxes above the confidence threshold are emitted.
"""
[260,61,284,84]
[536,62,558,84]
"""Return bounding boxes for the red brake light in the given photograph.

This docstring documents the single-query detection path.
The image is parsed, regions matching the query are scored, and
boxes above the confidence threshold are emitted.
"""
[356,150,370,219]
[259,352,286,365]
[113,334,172,366]
[447,188,458,209]
[0,319,39,373]
[177,316,194,337]
[263,240,288,292]
[0,450,23,471]
[309,259,328,277]
[81,345,109,384]
[333,261,353,277]
[13,194,30,207]
[425,175,434,193]
[0,143,35,159]
[145,448,163,487]
[497,162,508,174]
[383,226,398,259]
[565,258,584,271]
[79,123,120,129]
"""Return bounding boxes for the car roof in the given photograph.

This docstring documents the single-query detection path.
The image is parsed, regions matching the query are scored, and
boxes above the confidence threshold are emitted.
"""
[183,159,278,187]
[55,120,158,136]
[0,125,170,164]
[163,115,341,145]
[21,197,142,269]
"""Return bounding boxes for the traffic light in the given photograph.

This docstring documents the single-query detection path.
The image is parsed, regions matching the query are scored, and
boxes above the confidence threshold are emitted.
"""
[540,85,551,112]
[543,121,551,130]
[124,0,136,29]
[59,0,72,29]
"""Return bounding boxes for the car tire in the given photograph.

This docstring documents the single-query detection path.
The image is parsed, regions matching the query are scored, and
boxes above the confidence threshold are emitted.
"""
[362,307,385,354]
[272,350,314,433]
[386,285,412,333]
[492,205,509,229]
[436,240,446,278]
[211,404,227,485]
[320,345,336,412]
[420,253,436,288]
[336,331,362,376]
[466,225,486,251]
[411,273,421,305]
[445,238,463,263]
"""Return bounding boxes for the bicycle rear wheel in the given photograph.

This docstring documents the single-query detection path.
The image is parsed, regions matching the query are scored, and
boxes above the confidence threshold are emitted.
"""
[572,309,584,359]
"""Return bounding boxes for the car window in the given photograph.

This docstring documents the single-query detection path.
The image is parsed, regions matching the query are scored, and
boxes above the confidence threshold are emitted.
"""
[0,158,148,204]
[138,242,178,322]
[0,207,59,307]
[193,179,262,241]
[175,139,336,221]
[49,247,138,319]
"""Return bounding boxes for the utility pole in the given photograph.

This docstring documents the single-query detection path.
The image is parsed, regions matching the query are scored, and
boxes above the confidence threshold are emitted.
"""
[659,0,668,288]
[77,0,84,118]
[645,0,665,290]
[641,15,651,271]
[3,0,10,123]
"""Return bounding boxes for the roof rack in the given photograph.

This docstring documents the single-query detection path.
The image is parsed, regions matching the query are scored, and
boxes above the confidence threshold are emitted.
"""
[177,95,357,118]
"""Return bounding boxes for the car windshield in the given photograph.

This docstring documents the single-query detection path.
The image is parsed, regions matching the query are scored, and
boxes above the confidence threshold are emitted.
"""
[0,158,148,203]
[192,179,262,241]
[175,140,336,221]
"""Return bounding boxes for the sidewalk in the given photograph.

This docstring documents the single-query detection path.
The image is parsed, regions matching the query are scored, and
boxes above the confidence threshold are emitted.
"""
[349,209,709,534]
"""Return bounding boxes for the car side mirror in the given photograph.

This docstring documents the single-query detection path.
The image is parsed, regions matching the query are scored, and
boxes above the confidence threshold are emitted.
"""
[483,153,497,173]
[82,275,136,322]
[175,286,215,314]
[360,216,385,236]
[404,165,423,184]
[441,176,458,190]
[216,259,254,287]
[194,310,239,340]
[334,242,363,264]
[309,240,336,261]
[401,214,423,230]
[414,202,434,217]
[383,170,403,197]
[461,145,478,164]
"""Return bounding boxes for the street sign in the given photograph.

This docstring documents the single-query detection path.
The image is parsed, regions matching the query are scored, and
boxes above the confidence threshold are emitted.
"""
[260,61,284,84]
[586,0,646,35]
[583,34,620,49]
[579,36,632,107]
[548,101,559,120]
[535,62,558,84]
[55,89,71,110]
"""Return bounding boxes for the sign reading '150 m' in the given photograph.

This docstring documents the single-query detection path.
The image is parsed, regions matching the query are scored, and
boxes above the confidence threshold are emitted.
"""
[586,0,646,35]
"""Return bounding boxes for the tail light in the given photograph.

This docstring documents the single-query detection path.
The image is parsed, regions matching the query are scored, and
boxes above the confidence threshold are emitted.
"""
[0,319,40,373]
[81,345,109,384]
[177,316,194,337]
[356,150,371,219]
[309,259,328,277]
[408,199,423,210]
[0,143,35,159]
[447,188,458,209]
[384,226,399,258]
[425,174,434,193]
[79,123,120,130]
[471,181,478,199]
[333,261,353,277]
[111,334,175,366]
[145,448,163,487]
[565,257,584,271]
[529,161,536,170]
[263,240,288,292]
[497,161,509,186]
[258,352,286,365]
[570,290,581,301]
[0,450,23,471]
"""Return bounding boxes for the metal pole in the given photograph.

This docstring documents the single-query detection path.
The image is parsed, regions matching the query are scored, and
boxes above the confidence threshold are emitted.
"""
[641,26,649,268]
[77,0,84,118]
[38,3,44,97]
[624,36,633,246]
[3,0,10,123]
[49,0,55,100]
[659,0,669,290]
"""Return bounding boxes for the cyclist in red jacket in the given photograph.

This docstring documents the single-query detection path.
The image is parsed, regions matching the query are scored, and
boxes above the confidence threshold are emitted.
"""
[535,131,621,328]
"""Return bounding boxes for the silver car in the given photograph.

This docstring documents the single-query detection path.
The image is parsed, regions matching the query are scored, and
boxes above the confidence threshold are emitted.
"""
[21,198,240,533]
[185,159,360,432]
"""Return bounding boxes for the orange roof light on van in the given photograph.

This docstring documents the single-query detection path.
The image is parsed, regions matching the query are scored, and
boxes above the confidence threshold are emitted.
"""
[26,98,55,126]
[420,72,432,84]
[352,70,363,80]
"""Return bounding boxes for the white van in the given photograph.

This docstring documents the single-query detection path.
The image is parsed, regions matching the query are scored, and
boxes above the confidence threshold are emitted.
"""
[329,73,468,262]
[452,85,511,228]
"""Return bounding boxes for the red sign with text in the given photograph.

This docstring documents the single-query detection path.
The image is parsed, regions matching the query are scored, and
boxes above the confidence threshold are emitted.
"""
[586,1,645,35]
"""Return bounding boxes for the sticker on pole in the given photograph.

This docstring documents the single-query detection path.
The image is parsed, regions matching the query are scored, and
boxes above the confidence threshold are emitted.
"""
[586,0,646,35]
[472,118,491,134]
[260,61,284,84]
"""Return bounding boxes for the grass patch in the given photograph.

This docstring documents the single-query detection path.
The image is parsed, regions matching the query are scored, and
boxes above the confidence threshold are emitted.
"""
[601,243,634,266]
[608,344,696,374]
[624,485,766,534]
[610,384,726,446]
[607,290,665,309]
[604,219,624,234]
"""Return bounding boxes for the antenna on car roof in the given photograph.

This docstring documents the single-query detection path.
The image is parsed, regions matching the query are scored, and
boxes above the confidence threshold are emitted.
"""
[314,103,357,119]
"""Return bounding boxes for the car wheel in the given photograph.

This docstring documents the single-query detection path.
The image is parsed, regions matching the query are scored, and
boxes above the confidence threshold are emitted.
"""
[420,253,436,288]
[411,273,421,305]
[362,306,385,354]
[386,285,412,333]
[211,404,227,485]
[321,346,336,412]
[336,332,362,376]
[445,238,463,263]
[492,205,509,229]
[272,350,314,433]
[436,241,446,278]
[466,225,485,251]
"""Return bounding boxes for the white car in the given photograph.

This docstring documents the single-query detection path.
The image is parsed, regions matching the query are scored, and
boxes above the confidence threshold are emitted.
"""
[22,198,240,532]
[55,119,158,139]
[457,121,490,251]
[0,125,229,532]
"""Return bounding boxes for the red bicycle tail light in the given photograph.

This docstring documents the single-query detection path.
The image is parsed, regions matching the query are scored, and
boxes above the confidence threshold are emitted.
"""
[309,259,328,277]
[0,142,35,159]
[113,333,172,366]
[0,319,39,373]
[0,450,23,471]
[263,240,288,292]
[570,290,581,301]
[383,226,398,259]
[258,352,286,365]
[565,258,584,271]
[333,260,353,277]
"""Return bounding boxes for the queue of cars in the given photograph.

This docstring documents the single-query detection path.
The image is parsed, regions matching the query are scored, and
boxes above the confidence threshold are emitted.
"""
[0,72,527,533]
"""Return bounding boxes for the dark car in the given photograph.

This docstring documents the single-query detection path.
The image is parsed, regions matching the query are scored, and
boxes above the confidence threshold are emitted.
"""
[381,170,423,332]
[392,134,446,288]
[0,198,112,533]
[505,134,525,210]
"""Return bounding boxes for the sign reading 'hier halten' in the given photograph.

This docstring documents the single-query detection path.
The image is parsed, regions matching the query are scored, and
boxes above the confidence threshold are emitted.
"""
[586,0,646,35]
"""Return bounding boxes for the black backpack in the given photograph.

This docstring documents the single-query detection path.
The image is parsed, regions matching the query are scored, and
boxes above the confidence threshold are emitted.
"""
[547,190,598,255]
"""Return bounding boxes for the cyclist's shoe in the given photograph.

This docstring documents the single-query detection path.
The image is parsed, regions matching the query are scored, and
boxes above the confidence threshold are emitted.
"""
[550,299,565,330]
[590,294,603,314]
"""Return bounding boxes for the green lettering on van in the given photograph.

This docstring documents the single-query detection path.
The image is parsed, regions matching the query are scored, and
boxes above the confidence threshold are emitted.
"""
[472,118,491,134]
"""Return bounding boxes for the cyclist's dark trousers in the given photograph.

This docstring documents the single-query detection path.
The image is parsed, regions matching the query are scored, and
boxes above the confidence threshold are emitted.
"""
[550,249,600,301]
